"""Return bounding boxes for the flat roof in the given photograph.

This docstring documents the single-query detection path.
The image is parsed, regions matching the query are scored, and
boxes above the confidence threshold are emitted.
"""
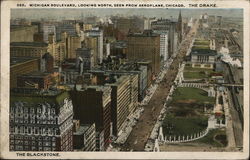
[10,88,69,107]
[10,25,36,32]
[10,42,48,47]
[74,124,94,135]
[110,75,130,86]
[19,71,51,78]
[191,49,217,56]
[10,56,39,67]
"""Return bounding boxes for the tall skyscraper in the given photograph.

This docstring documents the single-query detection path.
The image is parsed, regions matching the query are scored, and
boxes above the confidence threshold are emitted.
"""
[85,28,104,64]
[127,30,161,75]
[177,10,183,43]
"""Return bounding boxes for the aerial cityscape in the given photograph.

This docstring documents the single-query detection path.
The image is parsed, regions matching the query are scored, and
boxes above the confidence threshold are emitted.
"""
[9,8,243,152]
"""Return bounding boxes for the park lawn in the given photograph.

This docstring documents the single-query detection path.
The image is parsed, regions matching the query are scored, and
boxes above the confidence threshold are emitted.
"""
[192,45,210,50]
[162,115,208,136]
[194,129,228,147]
[184,66,222,80]
[171,87,215,104]
[184,71,208,79]
[193,41,210,45]
[184,66,213,72]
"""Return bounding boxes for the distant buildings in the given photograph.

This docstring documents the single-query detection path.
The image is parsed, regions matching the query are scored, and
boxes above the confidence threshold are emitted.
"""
[40,52,54,73]
[10,88,74,151]
[42,24,56,42]
[10,25,38,42]
[110,41,127,57]
[17,71,53,89]
[154,30,169,61]
[144,18,157,30]
[89,61,148,102]
[113,16,144,35]
[75,48,94,72]
[67,35,81,59]
[216,16,222,27]
[47,32,81,65]
[56,22,79,41]
[84,28,104,64]
[151,17,181,58]
[83,24,93,31]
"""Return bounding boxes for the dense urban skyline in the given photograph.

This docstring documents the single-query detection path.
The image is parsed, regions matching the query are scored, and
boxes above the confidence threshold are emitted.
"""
[8,7,244,154]
[11,8,243,20]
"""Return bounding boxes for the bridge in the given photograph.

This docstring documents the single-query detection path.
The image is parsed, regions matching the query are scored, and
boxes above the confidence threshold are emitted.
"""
[219,83,243,87]
[181,82,243,88]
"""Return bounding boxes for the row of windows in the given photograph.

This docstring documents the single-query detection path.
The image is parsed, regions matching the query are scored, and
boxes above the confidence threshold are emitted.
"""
[10,126,60,135]
[10,140,56,147]
[10,118,57,125]
[10,145,56,151]
[10,106,56,114]
[10,135,57,141]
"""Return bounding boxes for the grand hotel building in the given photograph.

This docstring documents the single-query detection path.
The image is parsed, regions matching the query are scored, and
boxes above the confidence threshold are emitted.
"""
[9,88,74,151]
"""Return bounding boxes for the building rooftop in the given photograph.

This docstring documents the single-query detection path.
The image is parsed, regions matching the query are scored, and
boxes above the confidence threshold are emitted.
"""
[10,88,70,107]
[192,45,210,50]
[18,71,51,78]
[127,30,159,37]
[111,41,127,49]
[107,75,130,86]
[10,56,39,67]
[191,49,217,56]
[10,25,35,32]
[74,124,93,136]
[75,84,111,92]
[151,18,178,25]
[76,48,91,52]
[10,42,48,47]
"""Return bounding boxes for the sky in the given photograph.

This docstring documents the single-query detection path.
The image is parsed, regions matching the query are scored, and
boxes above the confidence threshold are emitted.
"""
[11,8,243,20]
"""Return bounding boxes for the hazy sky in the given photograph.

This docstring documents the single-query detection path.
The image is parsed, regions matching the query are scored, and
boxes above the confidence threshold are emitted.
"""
[11,8,243,20]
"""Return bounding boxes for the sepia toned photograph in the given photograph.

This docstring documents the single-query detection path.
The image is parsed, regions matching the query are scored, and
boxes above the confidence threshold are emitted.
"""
[1,0,249,159]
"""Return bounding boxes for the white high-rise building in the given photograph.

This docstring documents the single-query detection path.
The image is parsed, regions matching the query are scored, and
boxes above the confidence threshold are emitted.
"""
[153,30,169,61]
[42,24,56,42]
[85,28,103,64]
[160,33,168,61]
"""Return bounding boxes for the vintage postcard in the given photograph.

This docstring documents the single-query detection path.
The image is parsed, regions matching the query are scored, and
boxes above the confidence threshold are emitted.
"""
[0,0,249,159]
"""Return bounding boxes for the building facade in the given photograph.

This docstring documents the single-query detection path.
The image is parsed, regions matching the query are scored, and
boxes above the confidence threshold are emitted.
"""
[10,25,38,42]
[67,35,81,59]
[108,75,131,136]
[151,19,179,57]
[42,24,56,43]
[10,57,40,88]
[10,42,48,57]
[10,89,74,151]
[85,29,104,64]
[70,86,112,148]
[75,48,94,72]
[73,122,96,151]
[128,74,139,114]
[191,49,217,68]
[17,71,52,89]
[127,30,161,76]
